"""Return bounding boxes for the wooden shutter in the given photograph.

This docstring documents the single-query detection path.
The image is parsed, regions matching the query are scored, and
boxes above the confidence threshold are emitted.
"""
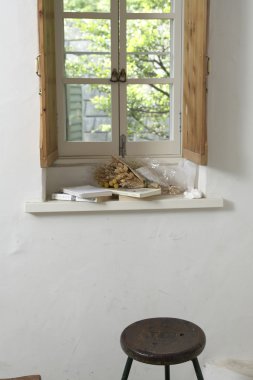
[182,0,209,165]
[37,0,58,167]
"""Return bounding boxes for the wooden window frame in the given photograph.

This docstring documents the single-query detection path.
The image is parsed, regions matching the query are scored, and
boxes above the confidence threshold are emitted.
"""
[37,0,209,168]
[118,0,182,157]
[55,0,120,157]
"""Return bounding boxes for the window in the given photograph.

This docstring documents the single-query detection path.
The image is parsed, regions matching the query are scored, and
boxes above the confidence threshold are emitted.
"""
[37,0,209,167]
[55,0,182,158]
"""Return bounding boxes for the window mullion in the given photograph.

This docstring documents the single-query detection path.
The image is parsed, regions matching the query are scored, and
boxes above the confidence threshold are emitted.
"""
[126,13,176,19]
[111,0,120,154]
[127,78,174,85]
[55,0,67,150]
[63,12,111,19]
[173,0,183,154]
[119,0,127,142]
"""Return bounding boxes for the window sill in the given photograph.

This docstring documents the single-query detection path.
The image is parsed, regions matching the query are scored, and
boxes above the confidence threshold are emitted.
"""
[24,195,223,214]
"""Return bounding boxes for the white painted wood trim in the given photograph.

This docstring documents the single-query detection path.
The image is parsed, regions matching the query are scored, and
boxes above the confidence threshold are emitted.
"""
[56,0,183,159]
[63,78,112,84]
[63,12,111,19]
[124,78,174,84]
[126,13,176,19]
[52,155,182,166]
[25,195,223,213]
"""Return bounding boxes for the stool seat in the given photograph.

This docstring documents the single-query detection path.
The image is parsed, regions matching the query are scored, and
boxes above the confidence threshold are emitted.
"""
[120,317,206,365]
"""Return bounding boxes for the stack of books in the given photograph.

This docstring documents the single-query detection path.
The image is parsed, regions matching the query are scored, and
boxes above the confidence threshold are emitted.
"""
[51,185,162,203]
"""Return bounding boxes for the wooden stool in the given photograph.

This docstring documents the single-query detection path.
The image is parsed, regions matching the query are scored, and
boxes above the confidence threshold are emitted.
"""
[120,318,206,380]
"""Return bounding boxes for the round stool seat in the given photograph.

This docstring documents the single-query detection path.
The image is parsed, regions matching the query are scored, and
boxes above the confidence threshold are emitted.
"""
[120,317,206,365]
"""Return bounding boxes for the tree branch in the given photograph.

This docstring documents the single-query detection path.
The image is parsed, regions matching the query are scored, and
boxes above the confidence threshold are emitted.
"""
[149,84,170,98]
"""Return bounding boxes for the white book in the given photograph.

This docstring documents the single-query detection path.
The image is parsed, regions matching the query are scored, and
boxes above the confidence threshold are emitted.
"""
[75,196,112,203]
[111,187,161,198]
[62,185,112,199]
[52,192,75,201]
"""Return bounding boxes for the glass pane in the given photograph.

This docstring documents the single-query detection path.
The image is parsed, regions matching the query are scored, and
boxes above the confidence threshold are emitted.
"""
[127,84,171,141]
[127,0,172,13]
[64,19,111,78]
[64,0,110,12]
[127,20,171,78]
[66,84,112,142]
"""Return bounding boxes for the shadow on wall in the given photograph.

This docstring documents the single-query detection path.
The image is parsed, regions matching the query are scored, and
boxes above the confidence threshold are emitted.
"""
[203,361,253,379]
[222,199,235,211]
[207,0,253,178]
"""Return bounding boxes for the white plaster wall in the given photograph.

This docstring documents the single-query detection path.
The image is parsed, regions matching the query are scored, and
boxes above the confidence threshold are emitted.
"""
[0,1,253,380]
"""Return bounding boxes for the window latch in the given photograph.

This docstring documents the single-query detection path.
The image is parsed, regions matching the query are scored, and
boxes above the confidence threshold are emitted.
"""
[119,68,127,82]
[110,69,127,82]
[119,134,127,158]
[110,68,119,82]
[206,56,210,75]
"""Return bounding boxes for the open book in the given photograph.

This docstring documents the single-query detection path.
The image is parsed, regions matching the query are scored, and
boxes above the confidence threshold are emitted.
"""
[111,187,161,198]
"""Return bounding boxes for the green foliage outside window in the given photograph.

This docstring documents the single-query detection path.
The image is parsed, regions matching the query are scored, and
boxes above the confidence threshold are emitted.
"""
[64,0,172,141]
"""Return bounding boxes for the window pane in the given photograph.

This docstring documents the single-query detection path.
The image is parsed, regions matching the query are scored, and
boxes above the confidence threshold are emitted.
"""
[66,84,112,142]
[127,20,171,78]
[127,84,171,141]
[64,19,111,78]
[63,0,110,12]
[126,0,172,13]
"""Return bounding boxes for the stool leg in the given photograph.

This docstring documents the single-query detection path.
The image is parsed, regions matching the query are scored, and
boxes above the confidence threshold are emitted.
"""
[165,365,170,380]
[192,358,204,380]
[121,357,133,380]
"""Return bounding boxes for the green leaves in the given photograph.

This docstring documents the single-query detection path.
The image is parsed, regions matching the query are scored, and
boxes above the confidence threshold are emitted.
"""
[64,0,110,12]
[64,18,111,78]
[64,0,171,140]
[127,84,170,140]
[126,0,171,12]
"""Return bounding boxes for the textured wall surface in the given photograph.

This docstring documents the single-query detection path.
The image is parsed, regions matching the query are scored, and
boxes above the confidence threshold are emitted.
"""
[0,1,253,380]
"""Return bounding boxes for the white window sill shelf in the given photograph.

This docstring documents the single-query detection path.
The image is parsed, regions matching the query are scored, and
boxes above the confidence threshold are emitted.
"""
[24,195,223,213]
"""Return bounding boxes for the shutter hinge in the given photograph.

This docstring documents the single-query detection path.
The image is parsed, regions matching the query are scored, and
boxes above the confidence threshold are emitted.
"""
[179,112,182,134]
[206,56,210,75]
[119,134,126,158]
[36,55,41,77]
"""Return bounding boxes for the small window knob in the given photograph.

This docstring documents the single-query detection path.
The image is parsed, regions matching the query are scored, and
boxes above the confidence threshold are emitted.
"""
[119,68,127,82]
[110,68,119,82]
